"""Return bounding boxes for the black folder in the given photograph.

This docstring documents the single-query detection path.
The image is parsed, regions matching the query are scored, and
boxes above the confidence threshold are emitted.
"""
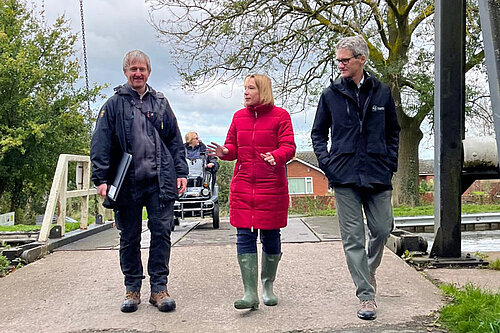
[107,152,132,201]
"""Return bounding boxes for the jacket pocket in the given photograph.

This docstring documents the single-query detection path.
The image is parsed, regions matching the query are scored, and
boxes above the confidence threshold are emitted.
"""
[326,153,355,181]
[371,153,396,173]
[330,144,356,156]
[366,141,387,155]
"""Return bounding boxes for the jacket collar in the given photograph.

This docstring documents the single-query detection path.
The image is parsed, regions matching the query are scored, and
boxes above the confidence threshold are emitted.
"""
[184,143,199,151]
[330,70,379,95]
[115,83,157,98]
[247,103,274,114]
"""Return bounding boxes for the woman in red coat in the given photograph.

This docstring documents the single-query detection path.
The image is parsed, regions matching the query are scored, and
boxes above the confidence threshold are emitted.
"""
[208,74,296,309]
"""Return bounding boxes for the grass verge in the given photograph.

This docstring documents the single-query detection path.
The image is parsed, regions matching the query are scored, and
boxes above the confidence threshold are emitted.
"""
[292,203,500,218]
[393,204,500,217]
[0,220,96,233]
[489,258,500,271]
[439,283,500,333]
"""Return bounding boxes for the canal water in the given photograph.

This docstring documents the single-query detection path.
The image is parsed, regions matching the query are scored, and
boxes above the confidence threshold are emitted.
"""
[417,230,500,253]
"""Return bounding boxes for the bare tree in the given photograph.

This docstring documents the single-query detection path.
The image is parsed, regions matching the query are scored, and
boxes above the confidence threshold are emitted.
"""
[147,0,485,206]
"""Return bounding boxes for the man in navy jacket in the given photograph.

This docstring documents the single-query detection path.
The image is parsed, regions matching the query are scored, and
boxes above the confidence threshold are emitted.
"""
[311,36,400,320]
[91,50,188,313]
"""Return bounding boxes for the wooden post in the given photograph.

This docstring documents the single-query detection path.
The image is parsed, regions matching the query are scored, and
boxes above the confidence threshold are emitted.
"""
[80,160,90,229]
[58,165,68,236]
[39,155,67,242]
[39,154,102,242]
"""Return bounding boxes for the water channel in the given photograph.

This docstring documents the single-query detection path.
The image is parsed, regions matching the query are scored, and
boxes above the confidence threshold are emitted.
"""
[417,230,500,253]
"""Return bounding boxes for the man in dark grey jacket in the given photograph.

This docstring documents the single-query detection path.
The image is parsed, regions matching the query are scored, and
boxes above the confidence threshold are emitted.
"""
[91,50,188,313]
[311,36,400,320]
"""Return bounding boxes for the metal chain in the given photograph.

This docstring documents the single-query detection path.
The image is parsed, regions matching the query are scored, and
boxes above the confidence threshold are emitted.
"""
[41,0,45,23]
[79,0,91,114]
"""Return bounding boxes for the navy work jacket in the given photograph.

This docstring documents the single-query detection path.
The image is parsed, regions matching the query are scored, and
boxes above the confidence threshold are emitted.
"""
[90,84,188,206]
[311,72,401,189]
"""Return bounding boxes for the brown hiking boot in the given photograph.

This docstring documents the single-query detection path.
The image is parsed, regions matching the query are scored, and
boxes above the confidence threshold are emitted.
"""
[121,291,141,313]
[149,290,176,312]
[357,299,377,320]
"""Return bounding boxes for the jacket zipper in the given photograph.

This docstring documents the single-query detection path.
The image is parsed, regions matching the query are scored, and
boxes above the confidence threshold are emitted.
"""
[345,99,362,133]
[251,110,257,232]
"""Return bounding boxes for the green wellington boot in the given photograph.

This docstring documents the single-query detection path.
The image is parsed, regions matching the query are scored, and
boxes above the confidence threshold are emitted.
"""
[261,253,282,306]
[234,253,259,310]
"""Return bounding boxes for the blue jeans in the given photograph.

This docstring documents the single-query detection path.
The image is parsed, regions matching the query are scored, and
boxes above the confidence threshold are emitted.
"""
[115,190,174,293]
[236,228,281,255]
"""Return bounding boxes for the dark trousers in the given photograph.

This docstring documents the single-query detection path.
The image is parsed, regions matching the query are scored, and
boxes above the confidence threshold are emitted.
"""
[115,190,174,293]
[236,228,281,255]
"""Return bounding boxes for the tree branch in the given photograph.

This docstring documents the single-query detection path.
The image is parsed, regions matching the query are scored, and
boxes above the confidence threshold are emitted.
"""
[409,3,434,34]
[466,50,485,72]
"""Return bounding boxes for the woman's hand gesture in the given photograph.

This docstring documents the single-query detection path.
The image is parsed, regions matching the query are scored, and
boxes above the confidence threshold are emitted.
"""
[260,152,276,165]
[207,142,229,158]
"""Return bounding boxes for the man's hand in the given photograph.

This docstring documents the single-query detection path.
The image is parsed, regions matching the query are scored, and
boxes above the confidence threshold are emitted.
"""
[97,183,108,198]
[177,177,187,195]
[207,142,229,158]
[206,162,214,169]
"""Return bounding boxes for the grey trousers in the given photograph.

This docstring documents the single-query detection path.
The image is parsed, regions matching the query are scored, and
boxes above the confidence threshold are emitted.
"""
[334,186,394,301]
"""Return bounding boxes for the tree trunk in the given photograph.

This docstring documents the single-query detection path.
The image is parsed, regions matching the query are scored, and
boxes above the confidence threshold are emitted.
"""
[9,180,24,212]
[393,117,423,207]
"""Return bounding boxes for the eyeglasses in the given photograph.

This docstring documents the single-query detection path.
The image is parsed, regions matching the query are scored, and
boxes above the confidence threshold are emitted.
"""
[335,54,361,65]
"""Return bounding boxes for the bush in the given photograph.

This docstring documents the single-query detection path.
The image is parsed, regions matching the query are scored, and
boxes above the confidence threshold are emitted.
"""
[419,179,434,193]
[0,255,10,277]
[289,196,336,216]
[216,160,235,209]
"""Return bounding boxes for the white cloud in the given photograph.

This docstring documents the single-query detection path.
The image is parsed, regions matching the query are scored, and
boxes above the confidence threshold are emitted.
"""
[34,0,394,154]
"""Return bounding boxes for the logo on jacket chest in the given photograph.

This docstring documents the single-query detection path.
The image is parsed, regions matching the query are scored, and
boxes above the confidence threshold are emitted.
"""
[372,105,385,112]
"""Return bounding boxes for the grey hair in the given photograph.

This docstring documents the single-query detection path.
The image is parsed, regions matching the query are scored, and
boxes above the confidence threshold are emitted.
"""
[123,50,151,72]
[335,35,369,60]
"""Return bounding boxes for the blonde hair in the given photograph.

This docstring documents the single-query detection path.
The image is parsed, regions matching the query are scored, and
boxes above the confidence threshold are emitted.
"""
[185,131,198,145]
[244,74,274,106]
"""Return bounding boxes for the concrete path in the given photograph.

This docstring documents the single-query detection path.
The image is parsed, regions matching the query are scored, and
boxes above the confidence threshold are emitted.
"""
[0,216,446,333]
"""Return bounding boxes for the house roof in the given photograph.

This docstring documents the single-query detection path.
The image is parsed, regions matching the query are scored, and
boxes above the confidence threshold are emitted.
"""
[295,151,320,168]
[287,151,324,174]
[419,159,434,175]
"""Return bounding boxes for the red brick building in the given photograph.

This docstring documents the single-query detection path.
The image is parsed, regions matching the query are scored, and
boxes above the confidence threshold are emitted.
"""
[286,151,329,196]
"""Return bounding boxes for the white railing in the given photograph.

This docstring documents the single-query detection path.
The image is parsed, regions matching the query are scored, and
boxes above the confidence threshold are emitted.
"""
[38,154,112,242]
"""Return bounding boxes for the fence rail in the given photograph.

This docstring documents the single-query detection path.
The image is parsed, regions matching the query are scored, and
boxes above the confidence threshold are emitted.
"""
[38,154,111,242]
[395,213,500,232]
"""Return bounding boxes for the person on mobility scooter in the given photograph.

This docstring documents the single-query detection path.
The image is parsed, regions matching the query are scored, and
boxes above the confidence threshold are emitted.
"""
[172,132,220,229]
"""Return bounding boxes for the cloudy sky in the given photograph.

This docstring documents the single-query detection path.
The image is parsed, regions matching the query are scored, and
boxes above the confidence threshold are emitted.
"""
[31,0,315,151]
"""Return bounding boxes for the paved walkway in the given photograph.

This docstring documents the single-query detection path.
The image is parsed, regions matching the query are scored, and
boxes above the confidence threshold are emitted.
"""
[0,215,482,333]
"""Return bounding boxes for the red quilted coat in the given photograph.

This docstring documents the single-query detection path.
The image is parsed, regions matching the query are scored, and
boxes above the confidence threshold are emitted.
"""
[221,103,296,230]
